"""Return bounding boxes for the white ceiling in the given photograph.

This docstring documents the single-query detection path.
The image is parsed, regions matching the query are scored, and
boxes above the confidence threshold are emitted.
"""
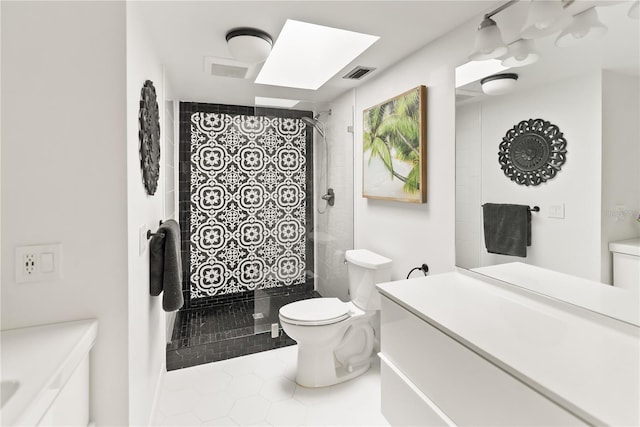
[132,1,498,110]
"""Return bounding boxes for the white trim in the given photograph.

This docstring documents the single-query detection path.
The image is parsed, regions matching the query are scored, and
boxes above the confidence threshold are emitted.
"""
[148,360,166,427]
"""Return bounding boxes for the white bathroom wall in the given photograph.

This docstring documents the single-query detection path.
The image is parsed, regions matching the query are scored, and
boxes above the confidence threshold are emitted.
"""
[125,4,169,426]
[479,72,603,282]
[1,2,130,425]
[316,90,355,300]
[352,23,476,280]
[455,102,482,270]
[601,71,640,283]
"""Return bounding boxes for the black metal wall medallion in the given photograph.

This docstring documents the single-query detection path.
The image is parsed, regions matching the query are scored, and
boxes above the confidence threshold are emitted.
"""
[498,118,567,186]
[139,80,161,195]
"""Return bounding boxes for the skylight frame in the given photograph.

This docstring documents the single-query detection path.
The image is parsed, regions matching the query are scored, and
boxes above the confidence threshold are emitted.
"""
[256,19,379,90]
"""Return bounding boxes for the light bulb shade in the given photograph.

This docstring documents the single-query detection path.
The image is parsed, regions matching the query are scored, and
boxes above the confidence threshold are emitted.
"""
[521,0,572,39]
[469,17,508,61]
[501,39,540,67]
[481,73,519,95]
[629,1,639,19]
[226,28,272,63]
[555,7,607,48]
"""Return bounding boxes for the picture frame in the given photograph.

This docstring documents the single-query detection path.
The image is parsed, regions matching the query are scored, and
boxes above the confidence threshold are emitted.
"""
[362,85,427,203]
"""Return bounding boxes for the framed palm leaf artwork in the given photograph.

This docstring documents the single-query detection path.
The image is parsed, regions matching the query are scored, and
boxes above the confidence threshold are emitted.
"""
[363,85,427,203]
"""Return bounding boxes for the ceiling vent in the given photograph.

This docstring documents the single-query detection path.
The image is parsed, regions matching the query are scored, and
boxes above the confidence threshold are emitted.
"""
[343,66,376,80]
[210,63,249,79]
[204,56,253,79]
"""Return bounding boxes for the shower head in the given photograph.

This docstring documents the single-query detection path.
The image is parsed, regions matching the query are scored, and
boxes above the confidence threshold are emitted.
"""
[302,116,325,138]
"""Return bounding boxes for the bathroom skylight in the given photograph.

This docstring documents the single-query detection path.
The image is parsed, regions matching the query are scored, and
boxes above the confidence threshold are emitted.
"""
[255,19,379,90]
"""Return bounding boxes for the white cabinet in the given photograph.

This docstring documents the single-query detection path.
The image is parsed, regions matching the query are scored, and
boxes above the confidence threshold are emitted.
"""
[377,272,639,427]
[379,296,584,426]
[609,238,640,292]
[37,355,90,427]
[1,319,97,427]
[379,354,452,426]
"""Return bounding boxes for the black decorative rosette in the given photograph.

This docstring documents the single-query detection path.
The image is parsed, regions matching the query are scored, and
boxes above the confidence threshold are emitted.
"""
[498,118,567,186]
[138,80,161,195]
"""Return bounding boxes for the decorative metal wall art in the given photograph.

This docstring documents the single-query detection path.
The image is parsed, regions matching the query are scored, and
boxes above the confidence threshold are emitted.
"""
[139,80,161,195]
[498,118,567,186]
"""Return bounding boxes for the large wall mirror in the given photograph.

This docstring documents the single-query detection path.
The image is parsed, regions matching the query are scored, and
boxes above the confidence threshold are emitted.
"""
[455,1,639,324]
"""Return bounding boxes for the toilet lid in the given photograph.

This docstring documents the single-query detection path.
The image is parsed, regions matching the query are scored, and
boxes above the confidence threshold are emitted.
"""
[279,298,350,326]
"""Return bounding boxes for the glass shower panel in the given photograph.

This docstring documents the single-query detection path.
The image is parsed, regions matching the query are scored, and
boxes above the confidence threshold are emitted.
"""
[313,97,355,301]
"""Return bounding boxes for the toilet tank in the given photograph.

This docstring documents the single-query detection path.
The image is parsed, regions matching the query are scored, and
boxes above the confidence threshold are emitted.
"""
[345,249,392,310]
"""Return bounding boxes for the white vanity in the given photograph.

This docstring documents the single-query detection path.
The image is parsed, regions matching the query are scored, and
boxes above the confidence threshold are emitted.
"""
[610,237,640,292]
[1,319,97,426]
[377,272,639,426]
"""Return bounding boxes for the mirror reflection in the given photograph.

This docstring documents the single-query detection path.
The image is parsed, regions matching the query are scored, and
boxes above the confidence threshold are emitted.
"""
[455,1,639,323]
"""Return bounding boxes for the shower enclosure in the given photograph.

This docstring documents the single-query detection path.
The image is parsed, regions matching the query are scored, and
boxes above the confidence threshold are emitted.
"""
[167,101,353,370]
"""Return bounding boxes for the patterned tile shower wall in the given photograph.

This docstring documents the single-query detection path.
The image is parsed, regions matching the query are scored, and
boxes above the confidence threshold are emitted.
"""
[181,103,314,299]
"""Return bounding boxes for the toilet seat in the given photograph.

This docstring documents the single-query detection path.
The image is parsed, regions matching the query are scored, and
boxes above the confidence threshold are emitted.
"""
[279,298,350,326]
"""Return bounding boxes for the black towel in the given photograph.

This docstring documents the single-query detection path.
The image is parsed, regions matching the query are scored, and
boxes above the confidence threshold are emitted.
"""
[482,203,531,257]
[149,219,184,312]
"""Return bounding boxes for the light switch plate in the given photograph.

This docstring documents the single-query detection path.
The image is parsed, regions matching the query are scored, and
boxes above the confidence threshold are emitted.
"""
[15,244,62,283]
[548,204,565,219]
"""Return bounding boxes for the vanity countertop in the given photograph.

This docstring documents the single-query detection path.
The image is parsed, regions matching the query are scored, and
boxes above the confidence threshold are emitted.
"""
[472,262,639,325]
[377,272,640,426]
[609,237,640,256]
[1,319,97,426]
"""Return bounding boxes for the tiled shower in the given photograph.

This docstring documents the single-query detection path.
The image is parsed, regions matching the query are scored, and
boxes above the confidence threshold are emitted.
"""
[167,102,321,370]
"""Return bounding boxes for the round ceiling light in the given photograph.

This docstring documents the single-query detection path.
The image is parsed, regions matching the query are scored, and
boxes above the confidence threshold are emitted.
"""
[481,73,519,96]
[226,28,272,63]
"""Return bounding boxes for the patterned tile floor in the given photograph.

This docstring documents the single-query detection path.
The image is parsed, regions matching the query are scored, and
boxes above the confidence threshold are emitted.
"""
[153,345,390,426]
[167,291,320,370]
[171,291,320,348]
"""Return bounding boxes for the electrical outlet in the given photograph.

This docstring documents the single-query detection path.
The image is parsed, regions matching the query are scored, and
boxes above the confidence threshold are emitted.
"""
[16,244,62,283]
[24,253,36,275]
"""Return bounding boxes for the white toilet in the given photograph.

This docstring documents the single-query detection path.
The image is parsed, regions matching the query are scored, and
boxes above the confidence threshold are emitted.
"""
[279,249,392,387]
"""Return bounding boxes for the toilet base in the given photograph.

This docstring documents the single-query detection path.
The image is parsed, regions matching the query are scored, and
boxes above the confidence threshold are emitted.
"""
[296,343,372,387]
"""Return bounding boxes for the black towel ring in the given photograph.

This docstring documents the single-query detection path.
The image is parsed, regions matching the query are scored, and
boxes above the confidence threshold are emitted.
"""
[147,230,165,240]
[147,220,166,240]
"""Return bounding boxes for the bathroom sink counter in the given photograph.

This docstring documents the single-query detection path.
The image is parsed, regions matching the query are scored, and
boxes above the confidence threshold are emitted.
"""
[472,262,640,325]
[609,237,640,256]
[1,319,97,426]
[377,272,639,426]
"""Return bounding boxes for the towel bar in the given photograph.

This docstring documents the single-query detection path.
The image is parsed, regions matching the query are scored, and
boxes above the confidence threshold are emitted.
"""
[481,204,540,213]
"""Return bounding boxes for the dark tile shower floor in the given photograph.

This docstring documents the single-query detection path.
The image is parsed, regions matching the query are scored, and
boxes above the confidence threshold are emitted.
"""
[166,290,320,370]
